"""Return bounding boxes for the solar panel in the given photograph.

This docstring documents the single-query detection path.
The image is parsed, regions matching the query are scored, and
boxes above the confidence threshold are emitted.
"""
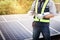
[0,14,60,40]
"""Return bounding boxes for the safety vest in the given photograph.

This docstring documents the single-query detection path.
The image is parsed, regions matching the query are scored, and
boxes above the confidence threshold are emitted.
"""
[34,0,50,22]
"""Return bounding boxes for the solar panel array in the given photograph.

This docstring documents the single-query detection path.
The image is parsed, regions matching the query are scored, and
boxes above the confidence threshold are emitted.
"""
[0,14,60,40]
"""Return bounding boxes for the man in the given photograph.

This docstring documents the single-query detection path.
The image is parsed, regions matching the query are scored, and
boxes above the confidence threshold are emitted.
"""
[28,0,57,40]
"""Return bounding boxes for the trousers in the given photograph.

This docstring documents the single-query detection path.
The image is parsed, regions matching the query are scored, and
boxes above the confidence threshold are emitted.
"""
[33,21,51,40]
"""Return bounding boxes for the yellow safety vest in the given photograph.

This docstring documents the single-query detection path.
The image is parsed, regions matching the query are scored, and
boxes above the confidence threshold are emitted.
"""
[34,0,49,22]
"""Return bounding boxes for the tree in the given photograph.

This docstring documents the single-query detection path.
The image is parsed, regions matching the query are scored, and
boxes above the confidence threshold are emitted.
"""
[0,0,33,15]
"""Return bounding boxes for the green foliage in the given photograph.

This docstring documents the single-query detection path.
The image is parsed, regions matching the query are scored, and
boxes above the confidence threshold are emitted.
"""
[0,0,15,15]
[0,0,33,15]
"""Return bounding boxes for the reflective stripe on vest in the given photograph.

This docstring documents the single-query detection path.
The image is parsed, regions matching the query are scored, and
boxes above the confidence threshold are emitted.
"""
[34,0,49,22]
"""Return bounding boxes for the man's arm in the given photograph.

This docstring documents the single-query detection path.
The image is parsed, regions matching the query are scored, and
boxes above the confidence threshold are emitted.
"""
[44,0,57,18]
[27,0,36,15]
[44,14,54,18]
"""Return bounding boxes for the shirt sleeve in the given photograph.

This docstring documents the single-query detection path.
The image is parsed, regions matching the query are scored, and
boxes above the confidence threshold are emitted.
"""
[48,0,57,16]
[29,0,36,12]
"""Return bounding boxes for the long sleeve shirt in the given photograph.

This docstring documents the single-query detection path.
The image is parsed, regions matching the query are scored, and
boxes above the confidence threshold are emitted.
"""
[29,0,57,15]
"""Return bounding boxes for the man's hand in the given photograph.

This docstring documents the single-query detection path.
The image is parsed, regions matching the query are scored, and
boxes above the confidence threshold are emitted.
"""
[32,21,36,27]
[43,12,54,18]
[27,11,34,16]
[36,14,44,19]
[44,12,50,16]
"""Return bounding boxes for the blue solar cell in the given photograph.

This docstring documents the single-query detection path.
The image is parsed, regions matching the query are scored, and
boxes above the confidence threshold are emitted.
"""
[0,16,5,21]
[0,35,3,40]
[0,15,60,40]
